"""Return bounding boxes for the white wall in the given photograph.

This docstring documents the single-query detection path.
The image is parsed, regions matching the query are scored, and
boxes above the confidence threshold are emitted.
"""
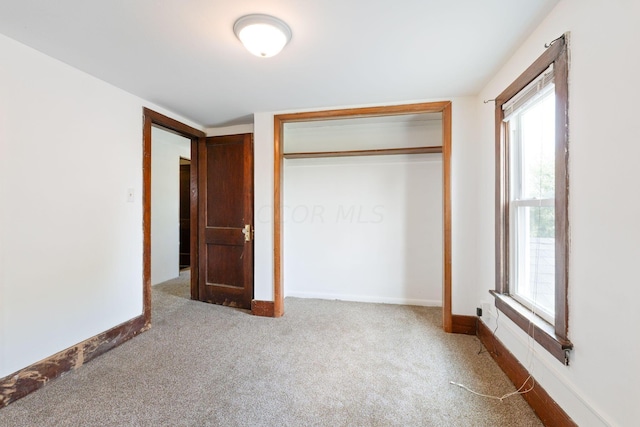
[151,128,190,285]
[284,147,442,305]
[205,123,254,137]
[253,112,276,302]
[475,1,640,425]
[0,33,201,378]
[283,115,442,152]
[283,118,442,305]
[254,97,479,315]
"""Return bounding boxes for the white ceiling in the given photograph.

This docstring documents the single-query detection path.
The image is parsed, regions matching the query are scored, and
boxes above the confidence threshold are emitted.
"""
[0,0,558,127]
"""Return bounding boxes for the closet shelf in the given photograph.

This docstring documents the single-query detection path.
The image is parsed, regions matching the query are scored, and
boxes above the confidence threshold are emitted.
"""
[283,146,442,159]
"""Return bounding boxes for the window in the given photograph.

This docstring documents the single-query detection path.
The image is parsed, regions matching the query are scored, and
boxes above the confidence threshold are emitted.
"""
[494,35,572,365]
[507,69,556,323]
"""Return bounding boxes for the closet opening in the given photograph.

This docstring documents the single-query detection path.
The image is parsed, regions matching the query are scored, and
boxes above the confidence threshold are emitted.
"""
[273,102,454,332]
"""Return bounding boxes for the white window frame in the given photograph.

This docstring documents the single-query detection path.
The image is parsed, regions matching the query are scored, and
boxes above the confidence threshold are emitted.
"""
[506,87,556,325]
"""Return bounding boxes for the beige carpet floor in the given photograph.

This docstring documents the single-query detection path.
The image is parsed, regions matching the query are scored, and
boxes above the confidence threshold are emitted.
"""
[0,271,542,426]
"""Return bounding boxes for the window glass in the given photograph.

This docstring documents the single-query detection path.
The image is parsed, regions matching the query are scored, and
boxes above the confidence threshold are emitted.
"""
[507,87,556,322]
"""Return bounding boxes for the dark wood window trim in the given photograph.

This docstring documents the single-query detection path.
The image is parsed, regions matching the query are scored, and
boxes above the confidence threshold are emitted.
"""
[494,34,572,364]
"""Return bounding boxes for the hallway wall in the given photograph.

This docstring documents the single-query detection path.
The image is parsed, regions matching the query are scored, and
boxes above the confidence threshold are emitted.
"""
[151,127,190,285]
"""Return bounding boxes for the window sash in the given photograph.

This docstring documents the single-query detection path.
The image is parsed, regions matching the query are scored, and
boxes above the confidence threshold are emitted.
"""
[512,293,555,325]
[509,204,556,324]
[511,198,554,208]
[506,86,557,324]
[507,87,556,203]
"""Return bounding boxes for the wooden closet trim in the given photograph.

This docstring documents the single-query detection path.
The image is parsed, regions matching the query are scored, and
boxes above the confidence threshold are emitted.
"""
[273,102,454,332]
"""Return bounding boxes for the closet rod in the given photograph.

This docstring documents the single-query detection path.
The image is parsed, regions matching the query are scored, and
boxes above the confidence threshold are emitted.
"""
[283,146,442,159]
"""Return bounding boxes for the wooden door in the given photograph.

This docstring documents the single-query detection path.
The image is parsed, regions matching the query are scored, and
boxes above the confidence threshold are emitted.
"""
[197,134,253,309]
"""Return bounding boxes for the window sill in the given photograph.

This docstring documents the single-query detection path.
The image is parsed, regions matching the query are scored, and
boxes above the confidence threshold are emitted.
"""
[490,291,573,365]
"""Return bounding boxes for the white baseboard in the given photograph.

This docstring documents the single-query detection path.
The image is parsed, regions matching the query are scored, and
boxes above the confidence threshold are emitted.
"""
[284,290,441,307]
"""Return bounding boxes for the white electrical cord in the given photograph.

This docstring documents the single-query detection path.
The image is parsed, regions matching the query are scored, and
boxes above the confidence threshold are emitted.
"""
[449,375,535,402]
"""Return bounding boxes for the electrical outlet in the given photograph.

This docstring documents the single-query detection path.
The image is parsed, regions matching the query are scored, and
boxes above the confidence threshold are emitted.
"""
[127,188,135,203]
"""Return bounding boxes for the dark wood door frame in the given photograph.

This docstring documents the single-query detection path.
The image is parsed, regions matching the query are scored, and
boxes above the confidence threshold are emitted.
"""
[142,108,205,326]
[274,102,454,332]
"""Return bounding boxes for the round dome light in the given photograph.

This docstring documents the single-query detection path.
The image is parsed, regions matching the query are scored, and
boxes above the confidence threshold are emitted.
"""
[233,14,292,58]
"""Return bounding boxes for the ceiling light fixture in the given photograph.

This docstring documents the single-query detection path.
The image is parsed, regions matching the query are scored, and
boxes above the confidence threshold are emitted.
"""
[233,14,292,58]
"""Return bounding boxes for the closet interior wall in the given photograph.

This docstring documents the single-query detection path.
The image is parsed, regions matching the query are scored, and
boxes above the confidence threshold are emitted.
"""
[282,114,444,306]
